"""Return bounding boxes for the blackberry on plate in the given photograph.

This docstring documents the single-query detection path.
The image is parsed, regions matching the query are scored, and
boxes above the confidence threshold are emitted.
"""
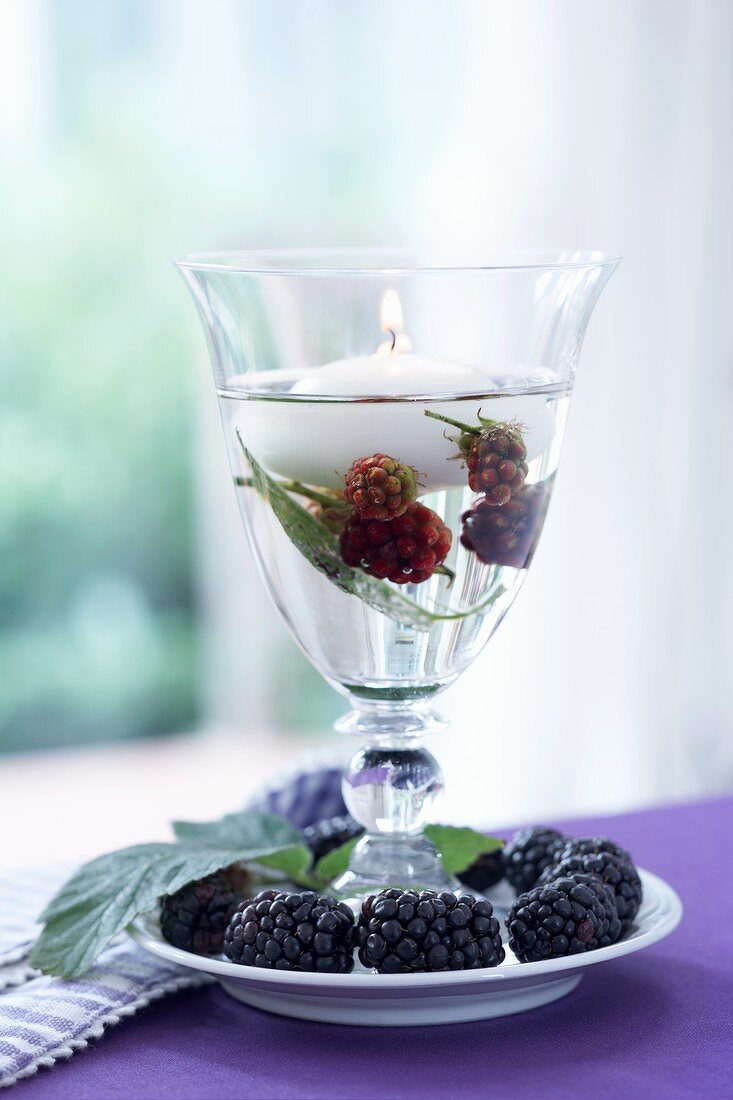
[224,889,355,973]
[457,846,505,892]
[357,888,505,974]
[503,826,569,893]
[558,835,633,864]
[302,814,365,864]
[160,868,246,956]
[539,847,643,931]
[506,873,622,963]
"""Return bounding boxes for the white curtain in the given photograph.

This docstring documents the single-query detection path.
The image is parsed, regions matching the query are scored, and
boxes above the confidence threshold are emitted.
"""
[190,0,733,823]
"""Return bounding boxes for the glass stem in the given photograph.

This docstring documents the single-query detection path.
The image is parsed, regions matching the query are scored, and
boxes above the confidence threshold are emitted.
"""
[330,700,458,902]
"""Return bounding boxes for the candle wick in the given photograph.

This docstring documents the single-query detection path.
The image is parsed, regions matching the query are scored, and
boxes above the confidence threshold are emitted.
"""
[387,328,397,352]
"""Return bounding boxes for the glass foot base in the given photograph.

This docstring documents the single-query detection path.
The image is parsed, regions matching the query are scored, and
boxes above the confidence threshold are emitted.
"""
[331,833,459,906]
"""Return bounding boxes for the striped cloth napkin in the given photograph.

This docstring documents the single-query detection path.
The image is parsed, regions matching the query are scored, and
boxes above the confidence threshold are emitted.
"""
[0,759,345,1089]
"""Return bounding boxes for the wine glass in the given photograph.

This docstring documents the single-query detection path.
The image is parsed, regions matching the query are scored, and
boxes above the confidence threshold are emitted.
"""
[177,248,619,901]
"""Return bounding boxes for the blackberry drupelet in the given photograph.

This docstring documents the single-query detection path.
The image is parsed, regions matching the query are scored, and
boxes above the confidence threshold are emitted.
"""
[503,826,569,893]
[160,869,246,956]
[506,873,622,962]
[356,889,505,974]
[539,848,643,931]
[457,846,505,892]
[224,890,355,973]
[558,835,633,863]
[302,814,365,864]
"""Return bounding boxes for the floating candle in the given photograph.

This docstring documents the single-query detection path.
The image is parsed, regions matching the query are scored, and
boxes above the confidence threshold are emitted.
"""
[234,292,556,491]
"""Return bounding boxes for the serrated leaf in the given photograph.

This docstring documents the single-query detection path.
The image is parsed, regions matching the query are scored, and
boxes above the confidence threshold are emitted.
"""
[424,825,504,875]
[31,812,311,979]
[314,837,361,884]
[172,810,302,851]
[312,826,503,887]
[241,441,507,632]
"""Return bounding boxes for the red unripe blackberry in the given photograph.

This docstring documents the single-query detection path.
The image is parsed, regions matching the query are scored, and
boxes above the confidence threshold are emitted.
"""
[464,424,528,504]
[344,454,418,520]
[339,501,452,585]
[460,481,550,569]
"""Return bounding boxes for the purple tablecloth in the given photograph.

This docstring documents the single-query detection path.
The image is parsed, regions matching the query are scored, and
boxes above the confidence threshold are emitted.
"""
[13,796,733,1099]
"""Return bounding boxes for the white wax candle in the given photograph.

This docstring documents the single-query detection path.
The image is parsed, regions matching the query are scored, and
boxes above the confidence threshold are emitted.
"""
[290,351,487,397]
[234,350,555,492]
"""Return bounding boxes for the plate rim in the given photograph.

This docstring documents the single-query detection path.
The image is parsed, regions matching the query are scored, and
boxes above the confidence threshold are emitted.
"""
[129,867,682,990]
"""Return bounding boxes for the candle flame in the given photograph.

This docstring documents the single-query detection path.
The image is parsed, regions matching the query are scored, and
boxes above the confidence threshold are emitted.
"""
[380,289,404,335]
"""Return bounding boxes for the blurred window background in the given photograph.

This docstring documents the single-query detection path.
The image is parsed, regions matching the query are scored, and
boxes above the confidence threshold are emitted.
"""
[1,0,731,861]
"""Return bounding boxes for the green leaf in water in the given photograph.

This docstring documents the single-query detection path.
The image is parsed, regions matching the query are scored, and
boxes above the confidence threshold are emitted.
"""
[240,439,507,632]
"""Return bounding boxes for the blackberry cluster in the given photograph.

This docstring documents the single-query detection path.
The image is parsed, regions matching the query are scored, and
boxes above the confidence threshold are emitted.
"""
[357,889,504,973]
[462,423,529,506]
[457,846,505,892]
[302,814,364,864]
[344,454,418,521]
[160,869,246,956]
[506,873,621,962]
[460,482,549,570]
[503,827,569,893]
[539,831,642,928]
[340,501,452,584]
[224,889,355,973]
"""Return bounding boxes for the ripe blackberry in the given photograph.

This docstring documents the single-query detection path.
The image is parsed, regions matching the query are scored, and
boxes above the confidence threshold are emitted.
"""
[503,827,569,893]
[339,502,452,585]
[460,482,549,570]
[344,454,418,520]
[507,873,622,962]
[302,814,364,864]
[160,868,247,956]
[457,846,505,892]
[558,836,633,863]
[224,889,355,973]
[538,850,642,932]
[356,889,505,973]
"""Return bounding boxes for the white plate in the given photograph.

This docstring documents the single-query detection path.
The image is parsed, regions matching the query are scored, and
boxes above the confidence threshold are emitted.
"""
[129,868,681,1027]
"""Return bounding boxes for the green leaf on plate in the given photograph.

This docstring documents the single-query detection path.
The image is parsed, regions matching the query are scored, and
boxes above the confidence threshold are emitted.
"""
[240,440,508,632]
[173,810,312,882]
[424,825,504,875]
[312,825,503,888]
[30,812,311,979]
[314,837,361,884]
[172,810,302,851]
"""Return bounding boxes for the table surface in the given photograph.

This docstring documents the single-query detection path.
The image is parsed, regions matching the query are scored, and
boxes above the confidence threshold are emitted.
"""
[13,796,733,1100]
